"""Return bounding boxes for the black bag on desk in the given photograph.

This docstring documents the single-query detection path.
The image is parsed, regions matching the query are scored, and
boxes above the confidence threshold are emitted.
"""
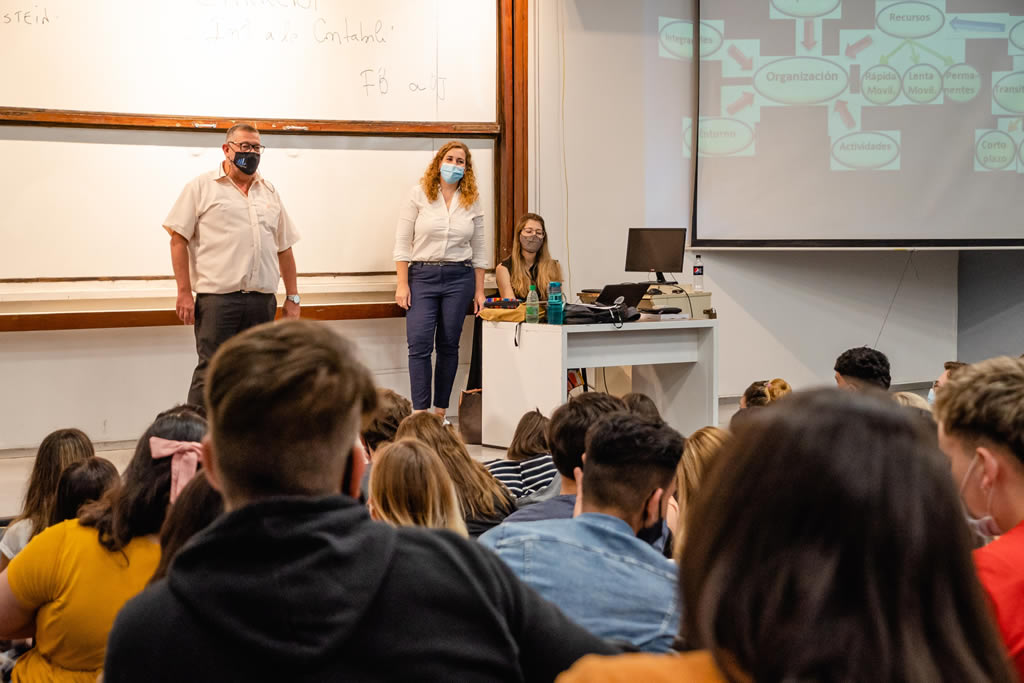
[563,303,641,325]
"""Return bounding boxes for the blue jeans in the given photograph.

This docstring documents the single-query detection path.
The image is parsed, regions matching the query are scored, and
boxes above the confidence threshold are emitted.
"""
[406,262,475,410]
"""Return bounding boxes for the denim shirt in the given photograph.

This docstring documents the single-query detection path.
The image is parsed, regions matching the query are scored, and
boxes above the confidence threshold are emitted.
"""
[479,513,681,652]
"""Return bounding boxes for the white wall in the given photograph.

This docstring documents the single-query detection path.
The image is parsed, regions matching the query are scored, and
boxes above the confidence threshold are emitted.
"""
[530,0,958,399]
[0,319,472,450]
[958,251,1024,362]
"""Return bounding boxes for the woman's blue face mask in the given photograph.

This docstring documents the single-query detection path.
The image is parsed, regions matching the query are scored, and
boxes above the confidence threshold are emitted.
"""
[440,163,464,184]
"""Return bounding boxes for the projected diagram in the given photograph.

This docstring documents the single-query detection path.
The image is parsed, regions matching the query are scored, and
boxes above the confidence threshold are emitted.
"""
[663,1,1024,172]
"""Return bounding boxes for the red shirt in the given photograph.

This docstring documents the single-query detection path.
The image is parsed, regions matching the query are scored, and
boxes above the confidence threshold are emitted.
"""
[974,520,1024,680]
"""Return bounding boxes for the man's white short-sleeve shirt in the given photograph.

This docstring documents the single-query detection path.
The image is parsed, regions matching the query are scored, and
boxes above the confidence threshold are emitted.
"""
[164,163,300,294]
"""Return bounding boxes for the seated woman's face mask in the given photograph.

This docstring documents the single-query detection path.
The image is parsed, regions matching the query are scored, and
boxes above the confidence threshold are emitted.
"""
[520,235,543,253]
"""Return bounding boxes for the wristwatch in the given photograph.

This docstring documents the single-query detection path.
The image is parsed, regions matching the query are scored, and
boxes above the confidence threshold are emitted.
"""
[285,294,301,305]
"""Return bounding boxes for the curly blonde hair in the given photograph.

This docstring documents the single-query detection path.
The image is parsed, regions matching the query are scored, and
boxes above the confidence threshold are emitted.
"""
[420,141,479,209]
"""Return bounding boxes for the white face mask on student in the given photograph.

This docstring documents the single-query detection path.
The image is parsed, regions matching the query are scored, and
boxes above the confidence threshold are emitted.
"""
[959,454,1002,541]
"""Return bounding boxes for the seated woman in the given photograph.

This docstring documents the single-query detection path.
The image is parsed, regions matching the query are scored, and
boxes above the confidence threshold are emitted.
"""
[559,389,1016,682]
[622,393,662,422]
[150,471,224,584]
[0,428,94,572]
[358,388,414,502]
[667,426,730,561]
[368,438,468,537]
[49,457,120,526]
[0,405,206,683]
[739,376,792,409]
[396,413,516,538]
[496,213,563,300]
[484,410,558,499]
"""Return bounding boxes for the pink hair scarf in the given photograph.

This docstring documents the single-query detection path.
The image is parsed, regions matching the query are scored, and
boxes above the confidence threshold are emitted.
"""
[149,436,203,503]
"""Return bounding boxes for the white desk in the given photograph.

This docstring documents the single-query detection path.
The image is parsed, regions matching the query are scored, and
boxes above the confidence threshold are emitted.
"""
[482,320,718,447]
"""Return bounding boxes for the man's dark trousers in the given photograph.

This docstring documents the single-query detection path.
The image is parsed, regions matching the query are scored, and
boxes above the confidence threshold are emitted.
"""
[187,292,276,406]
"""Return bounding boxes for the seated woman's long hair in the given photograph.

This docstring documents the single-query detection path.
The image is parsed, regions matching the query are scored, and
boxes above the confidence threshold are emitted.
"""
[681,389,1016,683]
[80,405,207,554]
[369,438,468,537]
[395,413,514,522]
[11,428,94,540]
[672,426,730,561]
[150,470,223,583]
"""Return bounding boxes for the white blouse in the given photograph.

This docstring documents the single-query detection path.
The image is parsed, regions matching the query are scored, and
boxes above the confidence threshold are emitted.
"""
[393,185,488,269]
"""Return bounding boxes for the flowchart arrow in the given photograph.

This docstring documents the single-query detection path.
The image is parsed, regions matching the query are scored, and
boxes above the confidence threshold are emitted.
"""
[845,35,873,59]
[881,39,953,66]
[950,17,1006,33]
[911,40,955,66]
[727,92,754,116]
[802,20,817,50]
[728,44,753,70]
[835,100,855,129]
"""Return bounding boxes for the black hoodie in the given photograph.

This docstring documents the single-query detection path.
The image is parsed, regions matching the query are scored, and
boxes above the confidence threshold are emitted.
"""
[104,495,618,682]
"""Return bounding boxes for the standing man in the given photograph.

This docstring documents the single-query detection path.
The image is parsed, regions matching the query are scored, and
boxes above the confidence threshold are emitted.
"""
[164,123,301,406]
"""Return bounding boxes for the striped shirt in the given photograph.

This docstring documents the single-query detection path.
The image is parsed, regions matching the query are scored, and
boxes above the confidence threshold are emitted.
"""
[485,455,558,499]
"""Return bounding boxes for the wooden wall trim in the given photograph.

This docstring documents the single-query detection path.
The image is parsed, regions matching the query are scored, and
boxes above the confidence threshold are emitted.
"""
[513,0,530,243]
[0,108,500,137]
[0,303,407,333]
[497,0,529,265]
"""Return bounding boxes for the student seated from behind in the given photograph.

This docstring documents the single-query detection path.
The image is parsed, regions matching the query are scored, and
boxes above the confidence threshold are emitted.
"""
[496,212,563,300]
[833,346,891,391]
[0,428,94,572]
[395,412,516,538]
[0,406,204,683]
[358,387,413,501]
[559,389,1016,683]
[622,392,662,421]
[485,410,558,499]
[929,360,966,406]
[104,320,616,682]
[149,471,224,584]
[503,393,625,523]
[738,377,791,410]
[936,356,1024,680]
[666,426,730,563]
[481,412,684,653]
[0,454,117,679]
[369,438,468,537]
[49,456,120,526]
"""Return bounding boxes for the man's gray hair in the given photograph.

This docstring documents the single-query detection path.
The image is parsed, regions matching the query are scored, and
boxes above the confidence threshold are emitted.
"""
[225,123,259,141]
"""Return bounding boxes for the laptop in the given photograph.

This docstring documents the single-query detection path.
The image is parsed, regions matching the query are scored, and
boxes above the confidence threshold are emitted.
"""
[594,282,650,308]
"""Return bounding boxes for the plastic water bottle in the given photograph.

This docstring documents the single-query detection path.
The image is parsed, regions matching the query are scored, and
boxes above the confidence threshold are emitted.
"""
[547,281,564,325]
[525,284,540,323]
[693,255,705,292]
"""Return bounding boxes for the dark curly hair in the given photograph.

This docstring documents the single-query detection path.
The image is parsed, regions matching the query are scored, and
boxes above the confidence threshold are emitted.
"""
[834,346,891,390]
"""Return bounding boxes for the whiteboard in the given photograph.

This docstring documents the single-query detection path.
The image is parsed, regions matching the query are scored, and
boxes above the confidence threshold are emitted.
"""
[0,126,495,278]
[0,0,497,122]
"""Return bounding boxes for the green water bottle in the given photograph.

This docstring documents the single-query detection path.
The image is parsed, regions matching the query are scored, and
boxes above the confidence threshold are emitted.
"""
[525,284,540,323]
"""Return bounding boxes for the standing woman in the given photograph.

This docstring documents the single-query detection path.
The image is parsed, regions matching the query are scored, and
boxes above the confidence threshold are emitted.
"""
[394,141,487,416]
[496,213,562,301]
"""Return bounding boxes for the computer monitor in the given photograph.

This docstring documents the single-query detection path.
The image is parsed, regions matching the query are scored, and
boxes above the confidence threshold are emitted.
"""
[624,228,686,283]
